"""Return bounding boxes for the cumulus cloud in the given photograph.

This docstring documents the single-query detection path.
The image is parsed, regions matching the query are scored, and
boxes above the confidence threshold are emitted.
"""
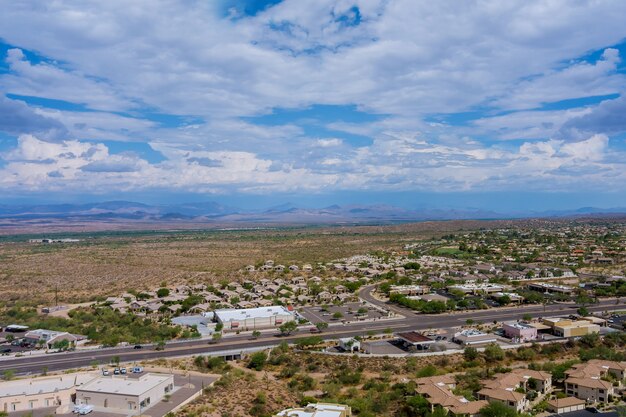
[561,95,626,136]
[0,96,67,139]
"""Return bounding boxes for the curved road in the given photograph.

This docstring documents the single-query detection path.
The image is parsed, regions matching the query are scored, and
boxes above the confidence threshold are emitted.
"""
[0,295,622,375]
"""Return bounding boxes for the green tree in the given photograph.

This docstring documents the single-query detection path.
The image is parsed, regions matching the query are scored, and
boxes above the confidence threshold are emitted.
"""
[577,306,589,317]
[483,343,505,362]
[247,351,268,371]
[480,401,519,417]
[332,311,343,320]
[464,346,479,361]
[211,332,222,344]
[279,320,298,335]
[52,339,70,351]
[2,370,15,381]
[156,288,170,298]
[252,330,261,339]
[429,406,448,417]
[315,322,328,332]
[296,336,323,349]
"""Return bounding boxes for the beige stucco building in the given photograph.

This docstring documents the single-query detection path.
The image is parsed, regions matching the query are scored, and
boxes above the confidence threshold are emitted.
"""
[0,373,95,413]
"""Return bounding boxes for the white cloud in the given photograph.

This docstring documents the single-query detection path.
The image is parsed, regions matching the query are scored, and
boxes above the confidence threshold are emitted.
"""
[1,1,626,197]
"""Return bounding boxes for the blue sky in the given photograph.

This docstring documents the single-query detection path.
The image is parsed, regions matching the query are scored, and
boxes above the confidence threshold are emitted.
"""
[1,0,626,212]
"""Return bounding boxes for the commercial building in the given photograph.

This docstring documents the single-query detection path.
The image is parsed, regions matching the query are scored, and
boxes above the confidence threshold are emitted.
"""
[396,331,436,350]
[76,373,174,414]
[275,403,351,417]
[0,373,95,413]
[452,329,497,346]
[527,283,574,294]
[502,322,538,342]
[541,318,600,338]
[389,285,429,296]
[24,329,80,349]
[337,338,360,352]
[448,283,504,295]
[208,305,295,331]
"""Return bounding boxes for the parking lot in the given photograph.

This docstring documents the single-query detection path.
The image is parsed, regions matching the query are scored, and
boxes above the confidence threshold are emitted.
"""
[607,313,625,329]
[299,302,387,324]
[0,330,37,354]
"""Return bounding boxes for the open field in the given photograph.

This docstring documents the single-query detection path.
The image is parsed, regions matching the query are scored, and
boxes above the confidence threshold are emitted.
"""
[1,217,624,304]
[0,220,505,303]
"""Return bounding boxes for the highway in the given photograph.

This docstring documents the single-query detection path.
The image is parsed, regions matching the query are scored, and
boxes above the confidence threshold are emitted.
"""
[0,296,622,375]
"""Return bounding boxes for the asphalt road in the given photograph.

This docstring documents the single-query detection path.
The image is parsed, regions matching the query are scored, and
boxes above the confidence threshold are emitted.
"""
[0,296,622,375]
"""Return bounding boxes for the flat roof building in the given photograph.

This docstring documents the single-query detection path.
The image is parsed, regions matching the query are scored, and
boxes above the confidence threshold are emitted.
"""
[396,331,436,350]
[24,329,80,349]
[0,373,95,414]
[453,329,497,346]
[541,318,600,338]
[76,373,174,415]
[389,285,429,296]
[275,403,351,417]
[502,322,538,342]
[208,305,295,330]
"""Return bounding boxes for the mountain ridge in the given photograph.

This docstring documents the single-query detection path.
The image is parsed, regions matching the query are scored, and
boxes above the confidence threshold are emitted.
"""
[1,200,625,224]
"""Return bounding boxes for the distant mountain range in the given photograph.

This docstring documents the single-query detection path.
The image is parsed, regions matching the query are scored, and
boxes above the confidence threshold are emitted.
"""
[1,200,625,225]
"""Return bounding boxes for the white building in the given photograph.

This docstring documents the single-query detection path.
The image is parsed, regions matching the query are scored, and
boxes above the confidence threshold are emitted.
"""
[208,306,295,330]
[453,329,498,346]
[275,403,352,417]
[24,329,80,349]
[0,373,95,414]
[76,373,174,415]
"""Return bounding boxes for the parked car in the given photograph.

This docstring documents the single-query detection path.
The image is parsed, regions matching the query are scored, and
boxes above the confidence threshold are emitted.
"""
[101,368,109,376]
[132,366,144,373]
[120,367,127,374]
[113,368,120,375]
[133,344,143,349]
[78,405,93,415]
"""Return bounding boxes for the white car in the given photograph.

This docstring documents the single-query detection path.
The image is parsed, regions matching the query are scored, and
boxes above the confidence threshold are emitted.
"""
[74,405,93,415]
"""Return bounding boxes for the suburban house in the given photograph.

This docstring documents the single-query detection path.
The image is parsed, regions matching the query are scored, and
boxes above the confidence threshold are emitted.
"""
[564,359,625,403]
[477,368,551,412]
[546,397,586,414]
[476,388,527,413]
[415,376,488,417]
